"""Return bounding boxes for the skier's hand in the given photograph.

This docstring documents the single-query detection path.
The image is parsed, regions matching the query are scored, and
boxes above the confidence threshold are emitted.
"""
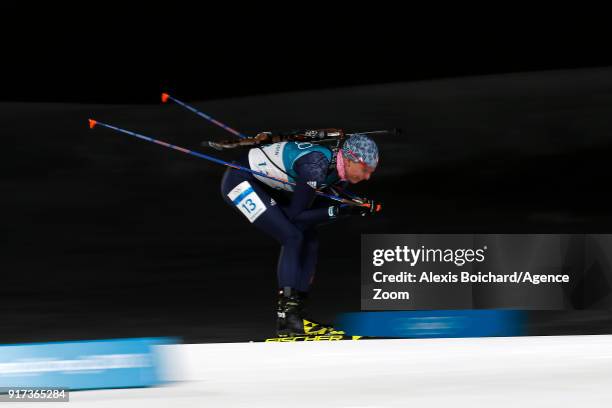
[360,199,382,216]
[332,200,382,218]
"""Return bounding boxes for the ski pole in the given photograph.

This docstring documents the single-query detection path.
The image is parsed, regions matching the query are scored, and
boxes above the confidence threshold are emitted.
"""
[88,119,359,205]
[162,93,398,140]
[161,93,249,139]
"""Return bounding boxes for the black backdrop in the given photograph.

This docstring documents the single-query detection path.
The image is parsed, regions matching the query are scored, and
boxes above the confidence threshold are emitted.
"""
[3,67,612,343]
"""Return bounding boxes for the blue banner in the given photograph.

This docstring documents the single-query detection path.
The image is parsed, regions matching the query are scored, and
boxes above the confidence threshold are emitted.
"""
[337,310,525,338]
[0,337,175,390]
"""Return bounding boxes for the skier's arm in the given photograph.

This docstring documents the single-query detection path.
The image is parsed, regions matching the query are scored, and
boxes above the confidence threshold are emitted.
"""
[282,152,330,222]
[284,152,381,226]
[288,197,382,230]
[289,205,338,229]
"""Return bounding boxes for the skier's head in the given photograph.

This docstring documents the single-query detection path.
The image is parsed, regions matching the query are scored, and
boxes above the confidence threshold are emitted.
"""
[341,134,379,183]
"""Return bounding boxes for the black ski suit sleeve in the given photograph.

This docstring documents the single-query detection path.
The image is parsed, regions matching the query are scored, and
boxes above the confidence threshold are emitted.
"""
[281,151,336,226]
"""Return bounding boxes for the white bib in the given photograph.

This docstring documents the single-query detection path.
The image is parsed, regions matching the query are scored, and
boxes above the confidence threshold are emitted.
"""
[248,142,293,192]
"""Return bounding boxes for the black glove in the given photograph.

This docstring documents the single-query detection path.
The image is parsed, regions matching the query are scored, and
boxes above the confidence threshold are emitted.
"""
[331,200,382,218]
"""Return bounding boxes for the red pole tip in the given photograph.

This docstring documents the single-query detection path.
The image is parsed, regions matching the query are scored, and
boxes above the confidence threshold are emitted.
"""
[88,119,97,129]
[161,93,169,103]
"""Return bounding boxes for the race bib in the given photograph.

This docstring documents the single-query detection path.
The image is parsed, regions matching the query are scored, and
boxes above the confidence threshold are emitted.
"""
[227,181,267,223]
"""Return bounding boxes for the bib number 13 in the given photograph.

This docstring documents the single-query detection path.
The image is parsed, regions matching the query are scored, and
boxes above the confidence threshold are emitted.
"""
[242,198,257,213]
[227,181,267,223]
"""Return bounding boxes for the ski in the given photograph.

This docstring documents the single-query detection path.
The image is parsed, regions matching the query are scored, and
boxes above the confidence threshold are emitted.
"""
[263,335,364,342]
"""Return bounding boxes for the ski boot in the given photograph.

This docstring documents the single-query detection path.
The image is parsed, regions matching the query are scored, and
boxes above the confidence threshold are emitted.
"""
[276,287,308,337]
[276,287,344,337]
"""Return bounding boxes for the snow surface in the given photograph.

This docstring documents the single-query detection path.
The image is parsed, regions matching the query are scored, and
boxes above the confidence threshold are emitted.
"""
[67,335,612,407]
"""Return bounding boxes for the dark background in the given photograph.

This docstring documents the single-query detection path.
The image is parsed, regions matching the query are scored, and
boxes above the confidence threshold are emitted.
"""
[3,3,611,104]
[3,11,612,342]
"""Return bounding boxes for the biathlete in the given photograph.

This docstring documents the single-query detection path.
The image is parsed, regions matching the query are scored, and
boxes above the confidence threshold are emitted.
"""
[220,130,381,337]
[88,97,383,338]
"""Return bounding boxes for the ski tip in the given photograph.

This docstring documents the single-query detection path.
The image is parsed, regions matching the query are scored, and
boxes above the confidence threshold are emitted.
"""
[161,93,170,103]
[88,119,97,129]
